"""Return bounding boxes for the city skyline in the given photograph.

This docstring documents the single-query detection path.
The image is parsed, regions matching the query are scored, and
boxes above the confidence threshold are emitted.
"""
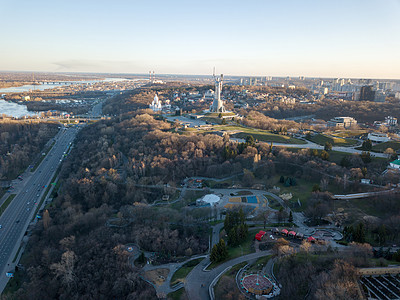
[1,0,400,79]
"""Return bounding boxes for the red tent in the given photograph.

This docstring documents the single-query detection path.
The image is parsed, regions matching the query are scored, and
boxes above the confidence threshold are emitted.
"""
[281,229,288,235]
[307,236,316,242]
[288,231,296,236]
[255,233,263,241]
[259,230,266,236]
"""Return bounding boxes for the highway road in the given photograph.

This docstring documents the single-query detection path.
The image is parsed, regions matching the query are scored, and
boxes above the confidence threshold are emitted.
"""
[0,125,79,293]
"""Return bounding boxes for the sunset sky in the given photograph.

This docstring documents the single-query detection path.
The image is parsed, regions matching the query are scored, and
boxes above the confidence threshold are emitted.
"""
[1,0,400,78]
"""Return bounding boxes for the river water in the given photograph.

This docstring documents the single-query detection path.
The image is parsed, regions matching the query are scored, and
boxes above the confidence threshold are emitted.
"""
[0,100,37,118]
[0,77,127,94]
[0,78,128,118]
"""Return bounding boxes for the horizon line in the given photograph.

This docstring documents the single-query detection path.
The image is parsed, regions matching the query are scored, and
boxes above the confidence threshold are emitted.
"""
[0,69,399,81]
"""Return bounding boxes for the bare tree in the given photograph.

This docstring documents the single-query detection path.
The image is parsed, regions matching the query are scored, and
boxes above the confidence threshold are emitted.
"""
[42,209,51,230]
[50,250,77,289]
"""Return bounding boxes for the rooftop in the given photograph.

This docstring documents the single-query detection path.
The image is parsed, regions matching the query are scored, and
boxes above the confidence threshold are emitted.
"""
[390,159,400,166]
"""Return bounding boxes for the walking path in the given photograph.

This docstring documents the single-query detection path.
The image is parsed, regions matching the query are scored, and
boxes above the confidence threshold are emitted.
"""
[141,255,208,296]
[185,250,272,300]
[232,136,388,158]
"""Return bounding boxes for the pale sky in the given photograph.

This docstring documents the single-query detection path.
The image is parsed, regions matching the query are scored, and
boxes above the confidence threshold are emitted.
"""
[1,0,400,78]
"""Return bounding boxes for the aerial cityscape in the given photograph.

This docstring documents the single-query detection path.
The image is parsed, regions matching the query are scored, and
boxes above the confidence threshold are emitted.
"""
[1,1,400,300]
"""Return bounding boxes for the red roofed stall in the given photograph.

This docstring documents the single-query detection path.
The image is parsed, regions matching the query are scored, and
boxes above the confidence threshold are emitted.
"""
[255,233,263,241]
[288,231,296,237]
[259,230,266,236]
[281,229,288,236]
[307,236,316,243]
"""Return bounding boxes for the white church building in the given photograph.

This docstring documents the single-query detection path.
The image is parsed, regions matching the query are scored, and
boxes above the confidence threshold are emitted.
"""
[149,94,162,112]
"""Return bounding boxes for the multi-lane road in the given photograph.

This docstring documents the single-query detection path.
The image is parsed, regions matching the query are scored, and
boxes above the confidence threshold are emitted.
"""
[0,126,79,293]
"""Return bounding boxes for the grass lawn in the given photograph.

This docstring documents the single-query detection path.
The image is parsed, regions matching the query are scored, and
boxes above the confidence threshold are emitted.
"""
[328,150,353,164]
[371,141,400,153]
[332,130,368,138]
[308,133,358,147]
[269,175,314,211]
[265,196,282,210]
[204,179,233,189]
[170,258,204,286]
[227,229,260,258]
[235,190,253,196]
[169,190,209,210]
[209,220,224,226]
[208,229,258,269]
[255,255,272,266]
[183,123,307,144]
[167,287,187,300]
[327,150,386,164]
[205,112,236,117]
[195,124,307,144]
[201,116,223,125]
[247,255,272,273]
[350,198,387,218]
[335,196,395,221]
[233,131,306,144]
[369,258,400,267]
[332,196,390,226]
[285,148,386,165]
[183,127,197,132]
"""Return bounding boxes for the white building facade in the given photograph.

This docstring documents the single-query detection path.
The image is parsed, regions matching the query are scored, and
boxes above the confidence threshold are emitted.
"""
[368,132,390,143]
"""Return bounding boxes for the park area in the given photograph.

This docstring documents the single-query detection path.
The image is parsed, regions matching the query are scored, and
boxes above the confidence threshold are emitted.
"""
[371,141,400,153]
[307,133,359,147]
[188,124,307,144]
[144,269,169,286]
[170,258,203,286]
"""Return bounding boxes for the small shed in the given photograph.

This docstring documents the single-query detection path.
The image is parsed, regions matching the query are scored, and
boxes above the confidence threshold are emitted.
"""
[389,159,400,169]
[307,236,316,243]
[272,228,280,235]
[255,233,263,241]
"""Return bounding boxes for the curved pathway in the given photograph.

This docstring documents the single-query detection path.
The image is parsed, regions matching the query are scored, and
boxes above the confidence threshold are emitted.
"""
[141,255,208,296]
[185,250,272,300]
[137,222,224,297]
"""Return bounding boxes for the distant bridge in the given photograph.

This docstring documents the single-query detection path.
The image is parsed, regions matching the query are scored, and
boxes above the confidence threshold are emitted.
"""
[333,188,398,200]
[36,81,72,85]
